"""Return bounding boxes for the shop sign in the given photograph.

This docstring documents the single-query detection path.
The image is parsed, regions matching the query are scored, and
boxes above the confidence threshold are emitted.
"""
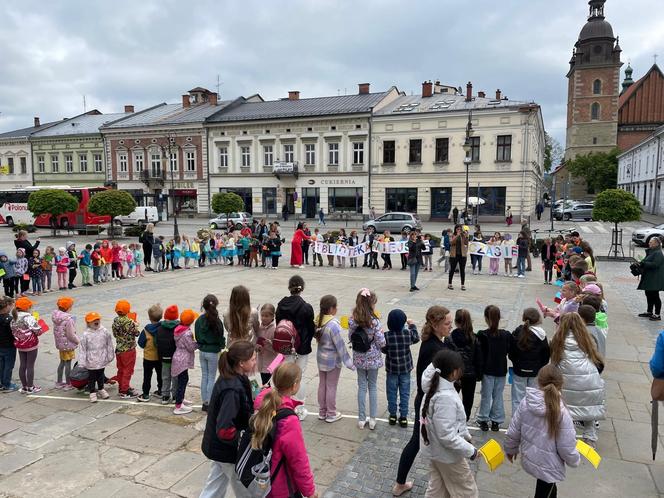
[174,189,197,196]
[320,178,357,185]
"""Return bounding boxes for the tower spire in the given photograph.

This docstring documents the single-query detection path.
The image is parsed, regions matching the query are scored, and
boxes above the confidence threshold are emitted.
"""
[588,0,606,19]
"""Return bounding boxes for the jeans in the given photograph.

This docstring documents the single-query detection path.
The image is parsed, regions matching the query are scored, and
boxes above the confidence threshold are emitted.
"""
[32,276,43,293]
[199,351,219,404]
[161,360,178,400]
[0,347,16,387]
[356,368,379,420]
[175,370,188,405]
[409,263,420,288]
[318,367,341,418]
[470,254,483,272]
[386,372,411,418]
[199,461,250,498]
[116,348,136,393]
[517,256,526,276]
[142,359,162,397]
[93,266,101,283]
[477,375,506,424]
[511,374,537,414]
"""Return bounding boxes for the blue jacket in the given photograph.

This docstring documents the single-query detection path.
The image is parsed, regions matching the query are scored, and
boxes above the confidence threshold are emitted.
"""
[0,251,16,279]
[80,249,92,267]
[650,330,664,379]
[443,233,451,251]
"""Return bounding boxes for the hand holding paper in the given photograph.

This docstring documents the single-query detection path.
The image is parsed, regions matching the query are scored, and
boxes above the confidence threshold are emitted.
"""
[576,439,601,468]
[478,439,505,472]
[267,353,285,374]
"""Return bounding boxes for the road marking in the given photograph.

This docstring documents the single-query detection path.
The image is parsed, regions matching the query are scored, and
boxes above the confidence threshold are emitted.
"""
[594,225,608,234]
[321,413,507,432]
[27,393,201,408]
[579,226,592,233]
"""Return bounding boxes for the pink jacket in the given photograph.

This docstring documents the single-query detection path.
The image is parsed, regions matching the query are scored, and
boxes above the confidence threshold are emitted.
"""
[253,390,315,498]
[171,324,198,377]
[52,309,79,351]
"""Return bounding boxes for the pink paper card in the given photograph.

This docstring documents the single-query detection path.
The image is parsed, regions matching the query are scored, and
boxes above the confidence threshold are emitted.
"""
[536,298,546,312]
[267,354,285,374]
[38,319,49,333]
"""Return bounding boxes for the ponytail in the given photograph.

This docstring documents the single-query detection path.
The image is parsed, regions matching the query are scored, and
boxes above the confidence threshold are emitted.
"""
[202,294,222,338]
[218,340,255,379]
[518,307,541,351]
[421,305,450,342]
[537,364,564,439]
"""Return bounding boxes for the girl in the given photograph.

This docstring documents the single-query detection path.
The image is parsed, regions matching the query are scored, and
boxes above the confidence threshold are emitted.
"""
[541,237,556,285]
[580,241,596,275]
[52,296,79,390]
[550,312,605,446]
[315,295,353,423]
[380,230,393,270]
[503,233,514,277]
[422,233,433,271]
[172,235,182,269]
[450,309,482,421]
[336,228,347,268]
[78,312,114,402]
[172,309,199,415]
[437,228,451,272]
[448,225,468,291]
[196,294,225,412]
[14,248,29,297]
[10,297,44,393]
[223,232,236,265]
[110,241,122,280]
[200,341,256,498]
[28,248,44,296]
[543,281,580,323]
[488,232,501,276]
[182,235,192,269]
[267,231,282,269]
[223,285,258,345]
[235,233,245,266]
[349,288,386,429]
[476,305,511,431]
[256,303,277,386]
[420,349,479,498]
[125,244,135,278]
[348,230,360,268]
[509,308,550,414]
[504,365,580,498]
[133,244,144,277]
[470,225,484,275]
[190,238,200,268]
[99,240,112,282]
[55,247,70,290]
[252,362,318,498]
[42,246,55,292]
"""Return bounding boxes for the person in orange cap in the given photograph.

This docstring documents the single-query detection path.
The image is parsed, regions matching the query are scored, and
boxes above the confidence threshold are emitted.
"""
[52,296,79,390]
[79,312,114,403]
[10,297,45,393]
[112,300,139,398]
[156,304,179,404]
[171,309,198,415]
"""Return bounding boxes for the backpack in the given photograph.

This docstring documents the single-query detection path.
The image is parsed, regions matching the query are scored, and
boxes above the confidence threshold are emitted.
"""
[272,320,300,355]
[69,362,89,389]
[138,232,145,244]
[235,408,297,497]
[350,326,372,353]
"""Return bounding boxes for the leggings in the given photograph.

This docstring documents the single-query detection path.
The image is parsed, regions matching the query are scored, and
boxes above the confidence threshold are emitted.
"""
[543,260,554,283]
[3,278,14,297]
[396,392,423,484]
[271,255,280,268]
[646,290,662,316]
[112,262,122,279]
[68,268,77,286]
[19,277,29,294]
[460,374,477,421]
[42,271,52,290]
[87,368,105,393]
[448,256,467,285]
[57,359,72,384]
[57,272,67,289]
[535,480,557,498]
[175,369,188,405]
[18,349,38,388]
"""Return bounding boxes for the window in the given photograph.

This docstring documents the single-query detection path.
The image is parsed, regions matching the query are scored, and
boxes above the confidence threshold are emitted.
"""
[241,146,251,167]
[408,139,422,164]
[435,138,449,163]
[496,135,512,161]
[468,186,506,215]
[118,153,127,173]
[263,145,273,166]
[283,144,294,163]
[133,152,143,172]
[470,136,481,162]
[51,154,59,172]
[593,79,601,95]
[20,157,26,175]
[328,187,363,213]
[169,152,178,172]
[386,188,418,212]
[185,150,195,172]
[328,143,339,165]
[592,137,598,145]
[591,102,600,120]
[262,187,277,214]
[94,154,103,172]
[150,153,161,177]
[305,143,316,165]
[7,157,13,174]
[352,142,364,164]
[37,155,45,173]
[218,147,228,168]
[383,140,396,164]
[65,154,74,173]
[79,154,88,172]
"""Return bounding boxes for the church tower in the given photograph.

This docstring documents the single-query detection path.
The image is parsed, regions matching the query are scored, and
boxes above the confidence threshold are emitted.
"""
[564,0,622,161]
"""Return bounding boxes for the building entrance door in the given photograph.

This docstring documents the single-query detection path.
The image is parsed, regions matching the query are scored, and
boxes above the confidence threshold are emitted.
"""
[302,187,319,218]
[431,187,452,220]
[284,188,295,216]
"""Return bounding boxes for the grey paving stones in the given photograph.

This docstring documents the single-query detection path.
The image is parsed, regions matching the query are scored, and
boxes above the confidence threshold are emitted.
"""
[20,411,95,439]
[0,447,42,475]
[104,419,198,455]
[135,450,207,489]
[73,413,137,442]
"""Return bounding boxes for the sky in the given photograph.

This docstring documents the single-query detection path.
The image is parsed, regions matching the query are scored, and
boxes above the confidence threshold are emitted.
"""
[0,0,662,145]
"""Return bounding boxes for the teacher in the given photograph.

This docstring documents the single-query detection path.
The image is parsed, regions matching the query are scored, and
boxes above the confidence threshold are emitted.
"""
[14,230,40,258]
[448,225,469,291]
[637,236,664,321]
[290,222,310,268]
[406,231,424,292]
[140,223,155,271]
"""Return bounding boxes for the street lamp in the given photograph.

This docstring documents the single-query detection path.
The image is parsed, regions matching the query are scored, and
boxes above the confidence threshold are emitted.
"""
[462,112,473,225]
[163,135,179,239]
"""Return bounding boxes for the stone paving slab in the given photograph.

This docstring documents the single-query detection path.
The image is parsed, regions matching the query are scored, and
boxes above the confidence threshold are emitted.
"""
[98,446,160,478]
[1,399,60,423]
[0,416,23,437]
[1,429,56,450]
[20,411,95,439]
[0,447,42,476]
[104,419,198,455]
[73,413,138,442]
[169,461,213,498]
[135,450,207,489]
[75,477,180,498]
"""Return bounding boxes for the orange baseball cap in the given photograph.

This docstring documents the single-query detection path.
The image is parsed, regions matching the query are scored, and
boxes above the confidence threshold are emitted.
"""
[57,296,74,311]
[85,312,101,323]
[115,300,131,315]
[179,309,197,326]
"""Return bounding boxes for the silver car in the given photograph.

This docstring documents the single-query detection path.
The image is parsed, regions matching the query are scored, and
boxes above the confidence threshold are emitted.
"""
[554,202,594,221]
[362,212,422,233]
[632,223,664,246]
[209,212,253,230]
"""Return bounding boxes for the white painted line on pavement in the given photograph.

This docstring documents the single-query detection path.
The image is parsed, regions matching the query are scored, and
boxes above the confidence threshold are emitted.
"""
[594,225,608,234]
[579,226,592,233]
[27,393,202,409]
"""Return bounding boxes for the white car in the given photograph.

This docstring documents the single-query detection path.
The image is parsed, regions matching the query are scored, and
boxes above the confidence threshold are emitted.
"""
[632,223,664,246]
[114,206,159,226]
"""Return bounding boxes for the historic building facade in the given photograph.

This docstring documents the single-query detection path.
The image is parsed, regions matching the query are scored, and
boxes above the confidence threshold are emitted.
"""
[618,63,664,151]
[0,117,55,189]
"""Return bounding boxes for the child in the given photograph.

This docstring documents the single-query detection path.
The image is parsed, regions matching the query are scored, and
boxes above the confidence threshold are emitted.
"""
[578,304,606,358]
[248,237,260,268]
[241,234,250,267]
[66,241,78,289]
[550,312,605,446]
[14,248,29,297]
[470,227,484,275]
[79,312,114,403]
[172,236,183,270]
[79,244,93,287]
[476,305,511,431]
[111,299,139,398]
[152,236,164,272]
[420,349,479,497]
[503,233,514,277]
[118,244,129,278]
[382,309,419,427]
[509,308,550,414]
[543,281,580,323]
[111,241,122,280]
[133,243,144,276]
[256,303,277,385]
[190,238,200,269]
[312,228,323,267]
[422,234,433,271]
[171,309,198,415]
[100,240,112,282]
[349,288,386,429]
[267,231,282,269]
[262,235,272,269]
[316,295,354,423]
[52,296,79,390]
[223,233,236,266]
[182,236,191,269]
[137,304,163,402]
[28,248,44,296]
[516,231,528,278]
[504,364,580,497]
[10,297,44,393]
[156,304,180,404]
[42,246,55,292]
[541,237,556,285]
[223,285,258,345]
[0,251,16,297]
[91,243,103,284]
[0,296,17,391]
[55,247,69,290]
[124,244,135,278]
[487,232,501,276]
[196,295,225,411]
[450,309,483,421]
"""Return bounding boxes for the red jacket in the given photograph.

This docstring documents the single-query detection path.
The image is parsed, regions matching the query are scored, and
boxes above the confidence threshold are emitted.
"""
[111,246,122,263]
[100,242,113,264]
[253,390,315,498]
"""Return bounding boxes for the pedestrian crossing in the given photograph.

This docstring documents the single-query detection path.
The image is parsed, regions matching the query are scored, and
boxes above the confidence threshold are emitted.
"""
[536,222,642,236]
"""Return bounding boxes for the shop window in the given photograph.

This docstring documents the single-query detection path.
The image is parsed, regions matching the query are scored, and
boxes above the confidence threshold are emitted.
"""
[468,186,506,215]
[386,188,417,212]
[328,187,362,213]
[262,187,277,214]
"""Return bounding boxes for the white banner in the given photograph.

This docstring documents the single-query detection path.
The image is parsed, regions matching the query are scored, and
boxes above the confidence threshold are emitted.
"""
[468,241,518,259]
[313,240,432,258]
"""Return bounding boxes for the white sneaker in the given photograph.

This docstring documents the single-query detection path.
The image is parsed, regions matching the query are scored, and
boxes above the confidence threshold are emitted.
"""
[182,399,193,407]
[98,389,109,400]
[518,274,525,279]
[173,404,193,415]
[368,418,377,430]
[90,392,98,403]
[358,419,367,429]
[325,412,343,423]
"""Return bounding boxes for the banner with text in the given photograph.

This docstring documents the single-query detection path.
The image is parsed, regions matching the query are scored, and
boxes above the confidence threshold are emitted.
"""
[313,240,431,258]
[469,241,518,259]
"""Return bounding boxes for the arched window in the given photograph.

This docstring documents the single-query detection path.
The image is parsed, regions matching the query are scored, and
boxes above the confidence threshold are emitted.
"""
[593,79,601,95]
[591,102,600,120]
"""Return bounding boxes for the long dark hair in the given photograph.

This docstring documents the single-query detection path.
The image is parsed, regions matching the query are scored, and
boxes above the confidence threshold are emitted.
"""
[454,309,474,344]
[518,308,542,351]
[484,305,501,337]
[421,350,464,445]
[202,294,223,338]
[218,340,255,379]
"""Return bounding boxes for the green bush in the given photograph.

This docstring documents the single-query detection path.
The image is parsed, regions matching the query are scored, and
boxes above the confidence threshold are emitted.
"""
[11,223,37,233]
[123,225,144,237]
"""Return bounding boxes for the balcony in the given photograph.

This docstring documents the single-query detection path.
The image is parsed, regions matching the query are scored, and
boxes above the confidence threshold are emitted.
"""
[272,161,299,179]
[140,169,165,187]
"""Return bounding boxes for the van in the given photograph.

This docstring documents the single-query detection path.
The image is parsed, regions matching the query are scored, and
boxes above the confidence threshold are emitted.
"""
[114,206,159,226]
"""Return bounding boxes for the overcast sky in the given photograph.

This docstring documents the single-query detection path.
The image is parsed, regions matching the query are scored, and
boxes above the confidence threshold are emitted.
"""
[0,0,662,144]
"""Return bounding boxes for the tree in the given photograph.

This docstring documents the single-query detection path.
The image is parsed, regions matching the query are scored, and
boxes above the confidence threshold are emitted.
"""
[27,189,79,236]
[87,189,137,238]
[592,189,641,258]
[566,148,619,193]
[543,133,564,173]
[211,192,244,226]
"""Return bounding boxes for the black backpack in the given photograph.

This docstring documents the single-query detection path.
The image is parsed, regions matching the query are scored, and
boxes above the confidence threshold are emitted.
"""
[235,408,296,497]
[351,327,372,353]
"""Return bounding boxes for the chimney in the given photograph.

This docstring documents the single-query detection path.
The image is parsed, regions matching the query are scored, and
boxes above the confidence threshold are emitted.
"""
[495,89,502,100]
[422,81,433,98]
[466,81,473,102]
[288,91,300,101]
[478,91,486,98]
[209,92,218,105]
[358,83,370,95]
[33,117,40,128]
[182,94,191,108]
[124,105,134,113]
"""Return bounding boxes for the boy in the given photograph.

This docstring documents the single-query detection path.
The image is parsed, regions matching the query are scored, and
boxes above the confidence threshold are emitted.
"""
[66,241,78,289]
[91,243,103,284]
[0,296,17,391]
[152,236,164,272]
[137,304,163,402]
[382,309,419,427]
[156,304,179,404]
[0,251,16,297]
[578,304,606,358]
[79,244,93,287]
[111,299,139,398]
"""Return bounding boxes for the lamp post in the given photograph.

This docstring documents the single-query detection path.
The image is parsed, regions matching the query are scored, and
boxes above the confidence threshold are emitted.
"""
[163,135,179,239]
[462,112,473,225]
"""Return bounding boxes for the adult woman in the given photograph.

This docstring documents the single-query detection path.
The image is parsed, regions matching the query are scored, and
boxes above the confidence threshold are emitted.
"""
[223,286,259,345]
[393,306,456,496]
[290,222,310,268]
[406,232,424,292]
[140,223,155,271]
[448,225,469,291]
[505,205,513,226]
[14,230,40,259]
[302,222,312,265]
[637,236,664,321]
[196,294,225,412]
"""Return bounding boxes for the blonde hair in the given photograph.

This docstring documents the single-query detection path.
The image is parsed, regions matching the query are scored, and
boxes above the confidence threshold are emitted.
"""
[537,364,564,439]
[550,312,603,366]
[421,305,450,341]
[147,304,163,322]
[352,289,377,329]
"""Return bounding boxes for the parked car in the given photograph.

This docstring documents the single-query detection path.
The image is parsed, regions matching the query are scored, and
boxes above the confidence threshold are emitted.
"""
[362,212,422,233]
[209,212,253,230]
[553,202,594,221]
[632,224,664,246]
[114,206,159,226]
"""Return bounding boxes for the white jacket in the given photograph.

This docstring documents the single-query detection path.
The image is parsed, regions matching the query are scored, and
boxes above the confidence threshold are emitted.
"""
[419,363,475,464]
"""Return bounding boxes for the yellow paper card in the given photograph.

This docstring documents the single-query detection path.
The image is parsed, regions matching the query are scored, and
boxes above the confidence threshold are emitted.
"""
[32,311,39,320]
[576,439,601,468]
[478,438,504,472]
[339,316,349,329]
